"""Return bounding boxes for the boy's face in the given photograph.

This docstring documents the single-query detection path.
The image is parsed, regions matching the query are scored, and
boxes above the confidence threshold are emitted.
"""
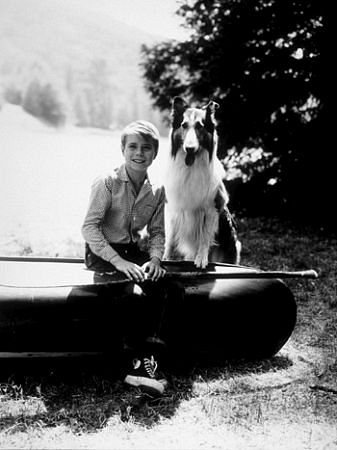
[122,134,156,174]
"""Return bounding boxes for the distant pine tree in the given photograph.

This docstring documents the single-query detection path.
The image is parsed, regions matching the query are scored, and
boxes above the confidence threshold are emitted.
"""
[23,79,44,118]
[23,80,66,126]
[4,84,22,105]
[39,84,66,126]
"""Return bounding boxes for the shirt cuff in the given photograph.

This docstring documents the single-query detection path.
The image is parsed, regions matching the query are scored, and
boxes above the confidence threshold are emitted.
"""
[149,249,164,261]
[96,244,119,263]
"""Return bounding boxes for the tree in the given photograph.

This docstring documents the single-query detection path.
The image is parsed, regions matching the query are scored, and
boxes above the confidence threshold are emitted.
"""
[4,84,22,105]
[83,59,113,129]
[74,93,91,127]
[23,79,66,126]
[23,79,44,118]
[141,1,330,227]
[39,83,66,126]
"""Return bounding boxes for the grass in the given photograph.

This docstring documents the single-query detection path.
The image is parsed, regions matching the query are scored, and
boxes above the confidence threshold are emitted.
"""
[0,216,336,449]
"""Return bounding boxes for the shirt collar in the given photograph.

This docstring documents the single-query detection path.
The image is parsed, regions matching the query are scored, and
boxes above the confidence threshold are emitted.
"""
[116,164,129,181]
[117,164,153,186]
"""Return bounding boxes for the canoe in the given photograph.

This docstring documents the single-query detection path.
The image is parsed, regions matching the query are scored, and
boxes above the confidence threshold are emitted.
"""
[0,257,315,364]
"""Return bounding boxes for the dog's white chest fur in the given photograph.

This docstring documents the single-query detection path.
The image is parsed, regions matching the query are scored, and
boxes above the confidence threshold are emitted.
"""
[165,150,225,211]
[164,150,226,268]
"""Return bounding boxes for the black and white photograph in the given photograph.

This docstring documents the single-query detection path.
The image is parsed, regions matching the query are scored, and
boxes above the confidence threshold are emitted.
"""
[0,1,332,449]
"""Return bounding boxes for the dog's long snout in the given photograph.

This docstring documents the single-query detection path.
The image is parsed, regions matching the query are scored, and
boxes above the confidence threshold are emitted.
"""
[185,146,197,153]
[184,128,199,150]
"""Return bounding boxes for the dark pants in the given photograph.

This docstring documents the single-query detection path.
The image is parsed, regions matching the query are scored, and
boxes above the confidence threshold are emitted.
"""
[85,243,184,357]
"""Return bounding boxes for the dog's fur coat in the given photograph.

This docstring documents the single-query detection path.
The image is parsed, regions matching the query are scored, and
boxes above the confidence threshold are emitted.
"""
[164,97,241,268]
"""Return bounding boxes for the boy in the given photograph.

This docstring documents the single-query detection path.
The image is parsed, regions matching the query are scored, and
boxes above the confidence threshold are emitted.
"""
[82,120,177,396]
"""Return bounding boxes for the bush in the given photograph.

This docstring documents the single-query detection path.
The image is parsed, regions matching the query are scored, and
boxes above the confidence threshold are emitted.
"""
[223,148,285,215]
[23,80,66,126]
[4,85,22,105]
[39,83,66,126]
[22,79,43,117]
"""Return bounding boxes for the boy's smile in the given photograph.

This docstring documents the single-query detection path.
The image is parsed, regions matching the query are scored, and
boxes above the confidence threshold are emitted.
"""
[122,134,156,174]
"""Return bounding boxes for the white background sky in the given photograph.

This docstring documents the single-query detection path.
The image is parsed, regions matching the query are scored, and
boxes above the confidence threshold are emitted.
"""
[71,0,188,40]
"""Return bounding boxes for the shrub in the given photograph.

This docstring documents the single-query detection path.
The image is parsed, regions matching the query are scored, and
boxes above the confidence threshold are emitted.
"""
[4,85,22,105]
[23,80,66,126]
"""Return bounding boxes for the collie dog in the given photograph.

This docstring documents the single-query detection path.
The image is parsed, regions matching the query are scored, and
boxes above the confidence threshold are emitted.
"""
[164,97,241,268]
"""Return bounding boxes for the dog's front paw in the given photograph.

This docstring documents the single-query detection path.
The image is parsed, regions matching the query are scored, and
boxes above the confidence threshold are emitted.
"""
[194,253,209,269]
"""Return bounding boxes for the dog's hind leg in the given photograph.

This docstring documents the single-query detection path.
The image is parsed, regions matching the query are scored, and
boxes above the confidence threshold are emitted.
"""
[210,208,241,264]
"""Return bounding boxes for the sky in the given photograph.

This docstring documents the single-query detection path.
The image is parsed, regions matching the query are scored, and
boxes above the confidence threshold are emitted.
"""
[109,0,187,39]
[72,0,189,40]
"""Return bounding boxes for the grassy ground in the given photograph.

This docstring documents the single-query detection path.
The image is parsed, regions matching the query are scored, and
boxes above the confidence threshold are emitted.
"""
[0,216,336,449]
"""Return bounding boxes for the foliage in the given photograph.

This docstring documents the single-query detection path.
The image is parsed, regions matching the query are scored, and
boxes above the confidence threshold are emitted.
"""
[73,59,113,129]
[141,0,329,226]
[23,79,66,126]
[223,147,283,215]
[3,84,22,105]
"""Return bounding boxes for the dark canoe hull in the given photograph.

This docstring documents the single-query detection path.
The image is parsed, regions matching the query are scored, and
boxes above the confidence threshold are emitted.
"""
[0,259,297,363]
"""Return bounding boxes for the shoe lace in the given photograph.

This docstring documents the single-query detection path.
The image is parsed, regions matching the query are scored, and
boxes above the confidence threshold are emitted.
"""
[143,356,158,379]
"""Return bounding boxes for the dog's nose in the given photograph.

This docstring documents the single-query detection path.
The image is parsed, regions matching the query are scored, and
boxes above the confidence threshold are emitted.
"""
[185,146,197,153]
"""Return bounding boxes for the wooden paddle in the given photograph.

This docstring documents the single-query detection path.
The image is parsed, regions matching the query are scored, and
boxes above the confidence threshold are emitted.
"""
[0,256,318,281]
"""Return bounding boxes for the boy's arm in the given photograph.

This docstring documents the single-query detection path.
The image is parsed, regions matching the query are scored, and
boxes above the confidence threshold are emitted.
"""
[146,187,166,262]
[81,176,119,264]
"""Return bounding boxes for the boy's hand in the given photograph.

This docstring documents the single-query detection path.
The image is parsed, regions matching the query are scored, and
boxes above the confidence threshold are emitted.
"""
[112,256,146,282]
[142,257,166,281]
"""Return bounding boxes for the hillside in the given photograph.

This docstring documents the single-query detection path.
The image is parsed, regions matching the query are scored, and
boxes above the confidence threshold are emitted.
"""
[0,0,168,130]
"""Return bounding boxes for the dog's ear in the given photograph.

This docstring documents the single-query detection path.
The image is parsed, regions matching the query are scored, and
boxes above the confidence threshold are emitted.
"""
[203,100,219,133]
[172,96,187,128]
[205,101,219,113]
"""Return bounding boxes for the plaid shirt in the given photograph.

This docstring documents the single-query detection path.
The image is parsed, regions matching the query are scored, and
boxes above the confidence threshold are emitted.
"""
[82,164,166,263]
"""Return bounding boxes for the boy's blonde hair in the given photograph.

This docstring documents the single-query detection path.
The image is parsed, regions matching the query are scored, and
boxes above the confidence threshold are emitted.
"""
[121,120,160,156]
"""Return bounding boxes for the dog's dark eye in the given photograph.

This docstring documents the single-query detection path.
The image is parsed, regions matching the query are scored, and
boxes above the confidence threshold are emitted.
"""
[181,122,188,129]
[195,122,203,130]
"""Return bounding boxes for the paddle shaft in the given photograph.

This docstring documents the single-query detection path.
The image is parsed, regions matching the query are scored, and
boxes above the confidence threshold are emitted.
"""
[0,256,318,280]
[164,269,318,280]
